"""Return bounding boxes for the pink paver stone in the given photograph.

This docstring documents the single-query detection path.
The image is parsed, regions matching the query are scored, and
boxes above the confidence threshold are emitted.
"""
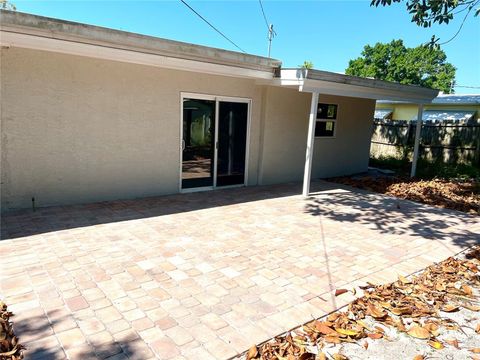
[1,181,478,359]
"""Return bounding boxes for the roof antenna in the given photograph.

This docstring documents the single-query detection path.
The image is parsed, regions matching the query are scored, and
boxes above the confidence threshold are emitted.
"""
[267,24,276,58]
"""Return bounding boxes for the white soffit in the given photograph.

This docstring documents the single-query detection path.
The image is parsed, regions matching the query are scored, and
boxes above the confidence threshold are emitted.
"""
[277,69,439,103]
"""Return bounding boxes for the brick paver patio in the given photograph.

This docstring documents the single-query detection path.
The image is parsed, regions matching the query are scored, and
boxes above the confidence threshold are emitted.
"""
[1,180,479,360]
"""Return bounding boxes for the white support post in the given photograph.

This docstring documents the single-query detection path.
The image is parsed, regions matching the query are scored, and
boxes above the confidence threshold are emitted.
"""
[410,104,424,178]
[302,92,320,197]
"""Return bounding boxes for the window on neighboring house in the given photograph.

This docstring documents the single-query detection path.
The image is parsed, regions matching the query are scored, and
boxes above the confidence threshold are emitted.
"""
[315,103,337,137]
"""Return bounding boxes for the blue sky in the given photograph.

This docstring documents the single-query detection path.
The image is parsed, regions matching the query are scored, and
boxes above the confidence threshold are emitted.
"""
[14,0,480,94]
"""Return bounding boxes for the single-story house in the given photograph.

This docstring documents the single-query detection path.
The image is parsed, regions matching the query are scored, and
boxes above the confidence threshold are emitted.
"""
[375,94,480,122]
[0,10,438,210]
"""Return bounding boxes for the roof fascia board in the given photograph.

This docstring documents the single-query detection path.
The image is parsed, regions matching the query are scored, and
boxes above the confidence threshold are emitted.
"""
[256,78,304,87]
[0,10,281,75]
[0,31,275,80]
[305,69,438,98]
[278,69,437,102]
[300,79,437,103]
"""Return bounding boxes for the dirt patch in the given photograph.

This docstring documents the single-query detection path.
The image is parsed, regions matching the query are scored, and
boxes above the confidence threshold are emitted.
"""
[0,301,24,360]
[240,246,480,360]
[330,176,479,215]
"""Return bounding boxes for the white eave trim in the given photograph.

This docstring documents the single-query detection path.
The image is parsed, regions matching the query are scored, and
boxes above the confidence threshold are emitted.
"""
[0,31,275,80]
[275,69,438,103]
[300,79,435,103]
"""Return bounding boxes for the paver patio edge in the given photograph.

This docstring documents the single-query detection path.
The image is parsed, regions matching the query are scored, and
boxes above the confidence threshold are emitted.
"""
[228,244,479,360]
[1,181,477,359]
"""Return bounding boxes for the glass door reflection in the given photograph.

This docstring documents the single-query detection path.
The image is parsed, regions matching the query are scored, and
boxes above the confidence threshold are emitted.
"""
[182,98,215,189]
[216,101,248,187]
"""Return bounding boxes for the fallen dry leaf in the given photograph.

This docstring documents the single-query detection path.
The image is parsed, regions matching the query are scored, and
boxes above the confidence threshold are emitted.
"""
[335,328,360,337]
[424,322,440,337]
[407,325,430,340]
[245,246,480,360]
[314,322,337,335]
[356,320,372,331]
[0,302,24,359]
[367,303,387,319]
[464,304,480,312]
[324,335,341,344]
[298,353,315,360]
[335,289,348,297]
[329,176,480,214]
[428,339,445,350]
[462,284,473,296]
[246,345,258,360]
[445,338,460,349]
[442,304,460,313]
[412,356,425,360]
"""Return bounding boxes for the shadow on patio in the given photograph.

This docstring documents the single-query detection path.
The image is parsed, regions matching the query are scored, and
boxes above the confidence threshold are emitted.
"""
[305,181,479,250]
[12,308,155,359]
[1,182,302,240]
[2,180,479,360]
[2,180,479,247]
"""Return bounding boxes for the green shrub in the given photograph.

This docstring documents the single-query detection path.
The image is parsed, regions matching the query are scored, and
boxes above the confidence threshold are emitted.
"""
[369,156,480,180]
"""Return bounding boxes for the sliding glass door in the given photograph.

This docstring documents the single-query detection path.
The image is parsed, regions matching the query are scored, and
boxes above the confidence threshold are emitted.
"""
[181,95,249,191]
[181,98,215,189]
[216,101,248,187]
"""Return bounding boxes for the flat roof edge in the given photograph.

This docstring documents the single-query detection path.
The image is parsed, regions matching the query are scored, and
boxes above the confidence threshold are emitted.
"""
[306,69,438,98]
[280,68,438,102]
[0,10,282,73]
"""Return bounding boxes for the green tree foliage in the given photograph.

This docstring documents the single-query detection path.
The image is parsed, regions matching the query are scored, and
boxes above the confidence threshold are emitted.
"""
[345,40,456,93]
[299,61,314,69]
[371,0,480,26]
[1,0,16,10]
[371,0,480,46]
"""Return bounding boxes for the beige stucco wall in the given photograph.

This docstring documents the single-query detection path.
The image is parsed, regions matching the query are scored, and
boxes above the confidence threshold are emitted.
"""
[259,87,375,184]
[311,94,375,178]
[258,86,311,184]
[1,47,263,210]
[1,47,376,210]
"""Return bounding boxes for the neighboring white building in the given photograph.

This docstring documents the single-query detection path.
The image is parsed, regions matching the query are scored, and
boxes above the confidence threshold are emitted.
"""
[0,10,438,210]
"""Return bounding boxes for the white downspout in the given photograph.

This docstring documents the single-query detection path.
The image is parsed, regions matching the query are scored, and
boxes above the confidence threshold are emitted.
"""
[302,92,319,197]
[410,104,424,178]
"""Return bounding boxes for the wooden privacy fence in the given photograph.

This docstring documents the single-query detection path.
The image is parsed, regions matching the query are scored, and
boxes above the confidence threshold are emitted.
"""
[370,118,480,165]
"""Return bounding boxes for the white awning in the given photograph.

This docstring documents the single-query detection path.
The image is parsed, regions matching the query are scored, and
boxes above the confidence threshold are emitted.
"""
[374,109,393,119]
[267,69,439,103]
[413,110,476,122]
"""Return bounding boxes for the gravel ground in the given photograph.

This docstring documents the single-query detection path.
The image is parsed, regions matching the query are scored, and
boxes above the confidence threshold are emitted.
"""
[322,308,480,360]
[236,248,480,360]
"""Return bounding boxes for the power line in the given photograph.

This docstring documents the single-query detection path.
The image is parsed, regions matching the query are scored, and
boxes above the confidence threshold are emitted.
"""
[179,0,246,53]
[258,0,277,57]
[258,0,270,30]
[439,3,475,46]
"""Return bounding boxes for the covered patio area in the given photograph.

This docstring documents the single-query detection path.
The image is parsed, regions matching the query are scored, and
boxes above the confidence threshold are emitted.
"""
[1,181,478,360]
